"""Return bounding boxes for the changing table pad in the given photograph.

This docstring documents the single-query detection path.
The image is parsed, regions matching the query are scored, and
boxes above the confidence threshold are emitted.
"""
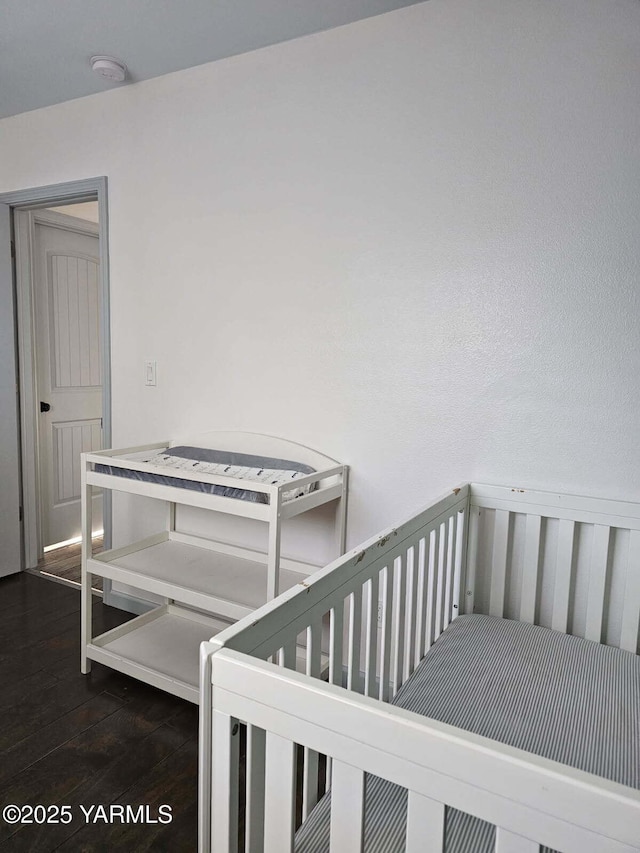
[295,614,640,853]
[96,446,317,504]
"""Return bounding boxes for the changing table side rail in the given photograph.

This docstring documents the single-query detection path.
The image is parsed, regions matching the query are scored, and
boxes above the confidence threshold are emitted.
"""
[199,485,471,852]
[207,649,640,853]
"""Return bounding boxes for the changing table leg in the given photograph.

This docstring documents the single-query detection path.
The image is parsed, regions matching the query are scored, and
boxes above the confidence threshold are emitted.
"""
[167,500,176,533]
[267,494,282,601]
[337,466,349,556]
[80,458,92,673]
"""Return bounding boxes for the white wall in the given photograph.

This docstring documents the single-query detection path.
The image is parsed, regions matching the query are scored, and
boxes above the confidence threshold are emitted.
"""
[1,0,640,560]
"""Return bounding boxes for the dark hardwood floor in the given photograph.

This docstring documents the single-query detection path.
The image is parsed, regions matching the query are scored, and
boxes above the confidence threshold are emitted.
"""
[0,573,198,852]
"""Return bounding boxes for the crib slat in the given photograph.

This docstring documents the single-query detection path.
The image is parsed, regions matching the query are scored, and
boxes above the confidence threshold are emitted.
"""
[329,761,364,853]
[447,513,457,624]
[279,640,297,671]
[490,510,510,617]
[406,791,444,852]
[246,725,266,853]
[405,543,417,681]
[330,601,344,687]
[435,520,448,638]
[585,524,611,643]
[443,514,455,630]
[379,564,393,702]
[519,514,540,624]
[414,537,427,667]
[263,732,296,853]
[552,519,575,633]
[393,554,407,693]
[211,710,239,853]
[327,601,344,801]
[347,589,363,693]
[495,827,538,852]
[303,618,322,820]
[452,509,465,619]
[302,748,319,822]
[364,574,379,697]
[620,529,640,653]
[465,506,481,615]
[425,527,438,649]
[306,617,322,677]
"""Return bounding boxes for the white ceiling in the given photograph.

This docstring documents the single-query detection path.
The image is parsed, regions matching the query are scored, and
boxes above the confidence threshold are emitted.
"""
[47,202,99,223]
[1,0,424,120]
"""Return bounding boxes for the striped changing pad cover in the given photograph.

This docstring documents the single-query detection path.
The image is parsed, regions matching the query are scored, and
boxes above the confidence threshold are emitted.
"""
[95,446,317,504]
[295,614,640,853]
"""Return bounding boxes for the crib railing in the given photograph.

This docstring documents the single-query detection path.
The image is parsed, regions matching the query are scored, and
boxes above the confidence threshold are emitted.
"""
[467,484,640,653]
[207,649,639,853]
[200,485,469,852]
[199,483,640,852]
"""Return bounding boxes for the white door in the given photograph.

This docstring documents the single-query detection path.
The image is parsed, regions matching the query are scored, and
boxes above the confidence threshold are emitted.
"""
[33,213,103,547]
[0,203,22,576]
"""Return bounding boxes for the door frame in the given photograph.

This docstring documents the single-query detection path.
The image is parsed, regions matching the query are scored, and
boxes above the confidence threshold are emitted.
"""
[16,207,101,560]
[0,178,112,573]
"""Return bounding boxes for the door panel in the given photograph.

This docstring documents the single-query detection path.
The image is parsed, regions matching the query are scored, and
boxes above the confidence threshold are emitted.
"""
[50,254,101,388]
[51,418,102,537]
[35,221,102,547]
[0,203,22,576]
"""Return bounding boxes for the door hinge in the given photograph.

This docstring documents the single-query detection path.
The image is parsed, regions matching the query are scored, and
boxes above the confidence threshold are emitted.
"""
[19,506,23,523]
[10,240,15,259]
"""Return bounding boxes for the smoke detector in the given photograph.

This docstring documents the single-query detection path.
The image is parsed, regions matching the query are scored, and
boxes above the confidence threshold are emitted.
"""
[90,56,127,82]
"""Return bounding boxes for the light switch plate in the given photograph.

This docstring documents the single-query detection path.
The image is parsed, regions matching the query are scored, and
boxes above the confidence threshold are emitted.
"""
[144,360,157,386]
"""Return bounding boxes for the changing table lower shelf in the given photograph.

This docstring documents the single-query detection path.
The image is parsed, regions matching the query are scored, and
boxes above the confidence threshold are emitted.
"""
[87,604,230,703]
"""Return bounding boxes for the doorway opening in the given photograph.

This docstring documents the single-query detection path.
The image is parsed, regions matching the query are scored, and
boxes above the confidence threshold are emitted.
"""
[17,201,103,590]
[0,178,111,594]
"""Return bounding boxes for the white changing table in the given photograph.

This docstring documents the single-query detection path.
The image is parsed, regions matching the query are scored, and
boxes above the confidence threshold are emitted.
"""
[80,431,348,702]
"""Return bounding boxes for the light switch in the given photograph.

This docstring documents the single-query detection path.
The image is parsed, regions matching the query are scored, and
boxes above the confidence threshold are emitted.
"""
[144,360,157,386]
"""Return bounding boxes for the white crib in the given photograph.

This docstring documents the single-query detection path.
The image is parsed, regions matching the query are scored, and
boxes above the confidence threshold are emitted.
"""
[198,483,640,852]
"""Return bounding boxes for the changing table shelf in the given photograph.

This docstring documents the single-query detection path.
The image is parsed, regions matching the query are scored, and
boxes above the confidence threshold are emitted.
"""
[88,605,231,703]
[89,533,318,622]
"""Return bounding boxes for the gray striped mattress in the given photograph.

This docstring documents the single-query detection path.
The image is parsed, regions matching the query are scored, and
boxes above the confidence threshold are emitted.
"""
[294,614,640,853]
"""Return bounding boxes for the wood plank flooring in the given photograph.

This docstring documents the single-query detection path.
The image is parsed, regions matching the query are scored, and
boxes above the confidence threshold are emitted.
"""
[37,538,103,592]
[0,573,198,852]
